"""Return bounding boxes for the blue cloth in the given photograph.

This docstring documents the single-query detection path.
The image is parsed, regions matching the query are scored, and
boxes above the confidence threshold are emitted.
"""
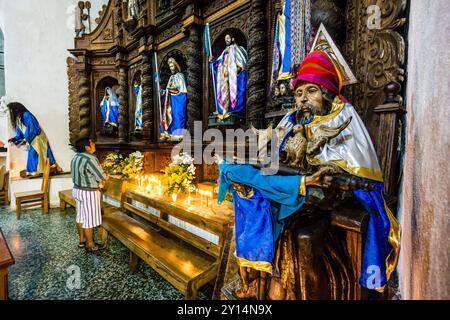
[218,162,305,269]
[100,96,119,127]
[354,182,393,289]
[160,92,187,136]
[134,85,143,130]
[13,112,56,174]
[213,62,247,116]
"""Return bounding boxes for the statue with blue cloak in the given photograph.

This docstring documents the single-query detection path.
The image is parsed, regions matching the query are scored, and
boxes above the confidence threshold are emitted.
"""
[100,87,119,135]
[212,34,248,120]
[133,81,143,134]
[7,102,61,177]
[218,26,400,299]
[160,57,187,141]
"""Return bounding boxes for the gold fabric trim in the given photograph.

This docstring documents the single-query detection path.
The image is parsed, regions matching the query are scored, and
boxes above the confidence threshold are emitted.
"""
[30,132,49,175]
[299,176,307,196]
[235,253,273,274]
[308,158,384,182]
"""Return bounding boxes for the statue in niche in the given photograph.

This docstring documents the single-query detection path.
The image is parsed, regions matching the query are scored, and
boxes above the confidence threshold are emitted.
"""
[212,34,248,120]
[133,79,143,135]
[278,81,295,110]
[160,57,187,141]
[218,27,400,300]
[128,0,140,20]
[100,87,119,136]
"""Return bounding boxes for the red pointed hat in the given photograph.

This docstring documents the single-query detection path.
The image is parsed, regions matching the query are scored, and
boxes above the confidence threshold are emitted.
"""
[292,50,342,94]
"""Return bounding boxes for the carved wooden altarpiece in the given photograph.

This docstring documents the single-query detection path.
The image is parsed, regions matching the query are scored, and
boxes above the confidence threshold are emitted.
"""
[67,0,407,300]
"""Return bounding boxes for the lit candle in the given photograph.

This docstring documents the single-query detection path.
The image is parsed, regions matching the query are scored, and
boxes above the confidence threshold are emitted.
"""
[187,195,192,207]
[172,193,177,203]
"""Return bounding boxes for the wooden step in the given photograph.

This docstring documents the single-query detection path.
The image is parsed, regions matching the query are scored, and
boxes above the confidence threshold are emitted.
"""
[101,210,217,298]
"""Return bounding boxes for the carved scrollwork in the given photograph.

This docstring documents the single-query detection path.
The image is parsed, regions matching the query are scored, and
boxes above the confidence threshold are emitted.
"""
[343,0,407,121]
[78,70,91,139]
[210,11,250,45]
[118,67,129,142]
[204,0,237,17]
[67,57,80,144]
[141,53,154,142]
[186,25,203,134]
[246,0,267,128]
[95,4,108,25]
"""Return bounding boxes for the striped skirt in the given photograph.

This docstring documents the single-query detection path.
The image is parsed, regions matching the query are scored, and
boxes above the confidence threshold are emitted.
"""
[73,188,102,229]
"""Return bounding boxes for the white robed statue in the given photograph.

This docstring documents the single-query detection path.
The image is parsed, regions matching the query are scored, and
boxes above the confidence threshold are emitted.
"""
[212,34,248,119]
[160,57,187,140]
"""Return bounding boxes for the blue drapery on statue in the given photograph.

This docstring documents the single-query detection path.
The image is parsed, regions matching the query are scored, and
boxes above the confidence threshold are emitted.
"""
[100,87,119,128]
[218,162,305,274]
[12,112,56,175]
[160,91,188,136]
[212,43,248,118]
[213,62,247,116]
[134,85,143,131]
[354,182,398,289]
[160,72,188,138]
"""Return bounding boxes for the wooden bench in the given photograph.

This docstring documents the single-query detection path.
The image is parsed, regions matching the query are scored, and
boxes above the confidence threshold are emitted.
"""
[99,188,234,299]
[0,228,14,300]
[59,177,127,210]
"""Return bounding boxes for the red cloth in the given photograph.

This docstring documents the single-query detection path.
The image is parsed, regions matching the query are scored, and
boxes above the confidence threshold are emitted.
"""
[292,50,341,94]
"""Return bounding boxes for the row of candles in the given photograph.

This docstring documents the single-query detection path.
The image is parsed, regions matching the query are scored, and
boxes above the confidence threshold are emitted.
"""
[136,175,163,197]
[135,175,214,208]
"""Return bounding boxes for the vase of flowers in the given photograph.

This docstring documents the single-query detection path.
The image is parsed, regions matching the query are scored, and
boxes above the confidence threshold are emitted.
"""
[120,151,144,179]
[165,153,196,196]
[102,152,124,177]
[102,151,143,179]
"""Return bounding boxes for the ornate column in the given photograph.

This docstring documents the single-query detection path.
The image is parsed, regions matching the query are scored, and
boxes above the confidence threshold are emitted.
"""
[117,62,129,143]
[141,51,154,142]
[186,24,203,135]
[374,82,406,199]
[246,0,267,128]
[182,8,203,135]
[78,68,91,139]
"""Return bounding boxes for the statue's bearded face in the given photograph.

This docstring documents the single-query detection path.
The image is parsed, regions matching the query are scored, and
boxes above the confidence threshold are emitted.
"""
[225,34,234,46]
[294,83,328,117]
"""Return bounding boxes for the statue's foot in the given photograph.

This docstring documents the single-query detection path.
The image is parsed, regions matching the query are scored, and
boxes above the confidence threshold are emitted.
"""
[234,279,257,299]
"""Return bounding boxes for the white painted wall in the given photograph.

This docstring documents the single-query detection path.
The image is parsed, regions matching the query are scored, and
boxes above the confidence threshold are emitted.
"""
[0,0,108,205]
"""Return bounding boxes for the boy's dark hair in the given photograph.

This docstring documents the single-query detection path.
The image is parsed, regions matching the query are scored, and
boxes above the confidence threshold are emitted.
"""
[73,137,91,153]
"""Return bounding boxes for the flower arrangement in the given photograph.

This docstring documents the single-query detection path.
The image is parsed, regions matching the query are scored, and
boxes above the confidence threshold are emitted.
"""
[120,151,144,179]
[102,152,124,175]
[165,153,196,195]
[102,151,143,179]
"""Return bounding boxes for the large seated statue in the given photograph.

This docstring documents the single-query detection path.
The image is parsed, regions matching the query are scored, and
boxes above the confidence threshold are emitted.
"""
[218,30,400,299]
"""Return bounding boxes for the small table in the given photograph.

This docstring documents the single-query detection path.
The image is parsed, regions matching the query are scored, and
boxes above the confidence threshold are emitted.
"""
[0,228,14,300]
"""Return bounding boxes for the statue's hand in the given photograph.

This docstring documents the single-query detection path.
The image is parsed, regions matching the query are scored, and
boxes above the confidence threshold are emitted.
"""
[305,166,334,188]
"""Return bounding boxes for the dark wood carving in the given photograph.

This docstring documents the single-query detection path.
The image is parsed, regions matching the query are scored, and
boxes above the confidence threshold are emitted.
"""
[204,0,237,17]
[186,24,203,135]
[246,0,267,128]
[141,52,154,142]
[67,57,80,145]
[118,66,129,143]
[343,0,406,120]
[78,69,91,139]
[343,0,407,203]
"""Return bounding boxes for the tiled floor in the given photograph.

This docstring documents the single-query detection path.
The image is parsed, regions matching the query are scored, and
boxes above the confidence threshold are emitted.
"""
[0,207,212,300]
